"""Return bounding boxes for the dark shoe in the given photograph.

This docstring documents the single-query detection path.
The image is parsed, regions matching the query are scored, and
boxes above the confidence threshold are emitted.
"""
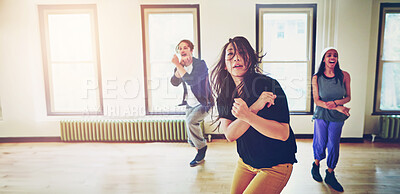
[311,162,323,182]
[324,169,344,192]
[189,146,207,167]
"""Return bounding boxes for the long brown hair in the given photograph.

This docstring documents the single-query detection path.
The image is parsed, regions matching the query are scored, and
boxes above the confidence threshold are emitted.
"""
[210,36,264,117]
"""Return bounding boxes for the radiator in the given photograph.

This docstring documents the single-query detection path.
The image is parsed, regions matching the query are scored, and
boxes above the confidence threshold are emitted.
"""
[60,119,187,142]
[380,116,400,139]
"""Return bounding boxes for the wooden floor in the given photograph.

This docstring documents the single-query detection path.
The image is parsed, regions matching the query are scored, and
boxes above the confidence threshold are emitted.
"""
[1,138,400,194]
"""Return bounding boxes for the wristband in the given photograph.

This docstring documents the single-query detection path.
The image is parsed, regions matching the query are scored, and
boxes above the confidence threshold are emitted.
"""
[333,101,337,106]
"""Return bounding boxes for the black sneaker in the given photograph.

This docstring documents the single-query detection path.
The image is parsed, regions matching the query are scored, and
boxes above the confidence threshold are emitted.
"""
[311,162,323,182]
[324,169,344,192]
[189,146,207,167]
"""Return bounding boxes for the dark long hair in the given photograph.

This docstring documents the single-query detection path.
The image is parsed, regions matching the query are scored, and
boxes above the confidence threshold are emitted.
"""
[210,36,264,118]
[315,49,344,85]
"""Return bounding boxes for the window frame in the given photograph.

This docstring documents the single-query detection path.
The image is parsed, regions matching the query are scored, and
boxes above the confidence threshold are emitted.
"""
[141,4,201,115]
[38,4,104,116]
[256,4,317,115]
[373,3,400,115]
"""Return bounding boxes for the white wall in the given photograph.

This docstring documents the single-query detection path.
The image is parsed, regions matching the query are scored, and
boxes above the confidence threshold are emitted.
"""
[334,0,371,137]
[0,0,391,138]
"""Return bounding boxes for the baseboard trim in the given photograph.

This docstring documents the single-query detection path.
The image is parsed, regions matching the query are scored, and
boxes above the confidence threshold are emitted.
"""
[294,134,364,143]
[211,134,365,143]
[0,134,366,143]
[0,137,61,143]
[364,134,400,143]
[294,134,313,139]
[339,138,364,143]
[208,134,226,140]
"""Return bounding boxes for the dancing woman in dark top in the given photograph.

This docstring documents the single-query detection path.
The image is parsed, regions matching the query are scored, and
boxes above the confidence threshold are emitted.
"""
[210,36,297,194]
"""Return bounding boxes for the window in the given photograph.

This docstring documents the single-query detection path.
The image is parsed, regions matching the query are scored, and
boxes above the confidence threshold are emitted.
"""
[374,3,400,115]
[256,4,316,114]
[38,5,103,116]
[141,5,200,115]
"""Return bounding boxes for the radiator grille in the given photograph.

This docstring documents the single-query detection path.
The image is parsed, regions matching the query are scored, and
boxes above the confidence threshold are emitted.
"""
[380,116,400,140]
[60,120,187,142]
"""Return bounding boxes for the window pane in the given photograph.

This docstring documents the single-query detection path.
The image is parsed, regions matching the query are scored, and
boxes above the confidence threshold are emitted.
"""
[48,14,93,62]
[380,62,400,110]
[263,13,308,61]
[263,63,308,111]
[148,13,195,60]
[51,63,100,112]
[147,12,195,113]
[382,13,400,60]
[39,5,103,115]
[149,62,185,113]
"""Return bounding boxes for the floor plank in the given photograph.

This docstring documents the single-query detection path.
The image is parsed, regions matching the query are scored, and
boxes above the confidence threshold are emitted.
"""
[0,139,399,193]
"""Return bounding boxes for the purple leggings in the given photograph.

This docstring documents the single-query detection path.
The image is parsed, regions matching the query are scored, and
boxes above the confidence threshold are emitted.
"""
[313,119,344,169]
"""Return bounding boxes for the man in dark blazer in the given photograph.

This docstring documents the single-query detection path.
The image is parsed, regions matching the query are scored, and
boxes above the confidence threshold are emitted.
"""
[170,40,214,167]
